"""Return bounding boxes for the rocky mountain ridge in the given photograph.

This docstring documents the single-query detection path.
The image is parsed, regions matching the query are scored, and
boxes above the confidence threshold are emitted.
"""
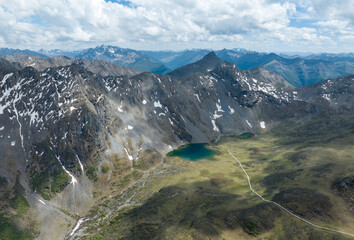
[2,46,354,87]
[3,53,141,77]
[74,45,170,74]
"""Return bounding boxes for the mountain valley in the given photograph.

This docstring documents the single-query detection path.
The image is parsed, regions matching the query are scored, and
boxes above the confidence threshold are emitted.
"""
[0,50,353,240]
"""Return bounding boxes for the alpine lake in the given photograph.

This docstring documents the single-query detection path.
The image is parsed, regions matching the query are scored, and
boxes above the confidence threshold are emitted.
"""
[167,143,216,161]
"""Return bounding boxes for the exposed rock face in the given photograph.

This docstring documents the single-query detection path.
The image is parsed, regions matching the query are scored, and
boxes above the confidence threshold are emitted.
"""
[248,66,294,89]
[298,75,354,109]
[169,51,224,79]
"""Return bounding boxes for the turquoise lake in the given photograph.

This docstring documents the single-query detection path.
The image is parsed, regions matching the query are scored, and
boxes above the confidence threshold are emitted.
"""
[167,143,216,161]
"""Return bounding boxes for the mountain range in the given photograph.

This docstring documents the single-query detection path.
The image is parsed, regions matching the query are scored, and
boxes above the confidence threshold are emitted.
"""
[1,45,354,87]
[0,50,353,239]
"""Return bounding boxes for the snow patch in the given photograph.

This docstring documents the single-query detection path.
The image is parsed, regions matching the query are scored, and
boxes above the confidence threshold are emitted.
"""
[124,148,134,161]
[142,99,147,105]
[11,141,15,146]
[211,119,219,132]
[154,100,162,108]
[0,126,4,131]
[61,132,68,140]
[127,125,133,130]
[228,106,235,114]
[323,94,331,101]
[216,103,224,112]
[69,218,85,236]
[0,105,6,114]
[246,120,252,128]
[76,154,84,172]
[96,95,104,103]
[38,199,46,205]
[194,94,201,102]
[213,102,225,119]
[1,73,13,86]
[260,121,266,129]
[213,112,222,119]
[56,155,77,185]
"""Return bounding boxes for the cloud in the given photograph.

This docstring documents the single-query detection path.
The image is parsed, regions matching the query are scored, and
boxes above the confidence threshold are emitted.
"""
[311,0,354,22]
[0,0,352,52]
[317,20,353,35]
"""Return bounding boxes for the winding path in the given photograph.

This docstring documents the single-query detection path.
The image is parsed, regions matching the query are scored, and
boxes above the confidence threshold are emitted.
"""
[227,150,354,238]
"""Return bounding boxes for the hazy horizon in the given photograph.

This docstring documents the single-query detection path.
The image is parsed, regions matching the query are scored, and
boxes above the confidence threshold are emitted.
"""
[1,44,353,56]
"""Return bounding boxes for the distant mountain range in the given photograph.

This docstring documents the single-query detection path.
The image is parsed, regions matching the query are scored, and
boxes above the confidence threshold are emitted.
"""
[1,45,171,74]
[144,49,354,87]
[0,47,48,58]
[3,53,140,77]
[1,46,354,87]
[74,45,171,74]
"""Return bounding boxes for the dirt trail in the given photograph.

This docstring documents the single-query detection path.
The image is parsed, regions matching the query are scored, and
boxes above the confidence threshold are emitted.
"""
[227,150,354,238]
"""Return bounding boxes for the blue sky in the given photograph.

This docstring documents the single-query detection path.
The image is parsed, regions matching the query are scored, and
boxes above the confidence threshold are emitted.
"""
[105,0,134,7]
[0,0,353,53]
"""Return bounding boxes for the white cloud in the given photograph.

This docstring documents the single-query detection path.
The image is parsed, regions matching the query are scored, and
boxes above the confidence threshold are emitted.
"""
[317,20,353,35]
[311,0,354,22]
[0,0,352,52]
[340,35,354,41]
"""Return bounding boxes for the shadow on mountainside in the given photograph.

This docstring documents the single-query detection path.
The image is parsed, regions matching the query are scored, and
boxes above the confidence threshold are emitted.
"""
[93,180,348,240]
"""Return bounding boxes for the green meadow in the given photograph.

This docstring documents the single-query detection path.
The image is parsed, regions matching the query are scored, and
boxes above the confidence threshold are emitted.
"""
[79,114,354,239]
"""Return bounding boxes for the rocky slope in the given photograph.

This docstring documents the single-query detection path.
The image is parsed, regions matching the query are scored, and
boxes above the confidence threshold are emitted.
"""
[0,52,352,239]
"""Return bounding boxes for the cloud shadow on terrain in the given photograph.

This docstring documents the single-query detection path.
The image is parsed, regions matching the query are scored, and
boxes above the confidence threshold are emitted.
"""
[99,179,348,240]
